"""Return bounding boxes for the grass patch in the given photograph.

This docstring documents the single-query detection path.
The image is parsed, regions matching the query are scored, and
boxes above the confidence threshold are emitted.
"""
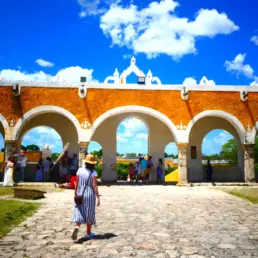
[218,187,258,204]
[0,187,13,196]
[0,200,40,237]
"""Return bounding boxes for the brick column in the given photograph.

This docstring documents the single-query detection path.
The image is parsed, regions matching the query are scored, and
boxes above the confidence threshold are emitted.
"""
[78,142,89,168]
[177,143,188,185]
[243,144,256,183]
[4,140,17,161]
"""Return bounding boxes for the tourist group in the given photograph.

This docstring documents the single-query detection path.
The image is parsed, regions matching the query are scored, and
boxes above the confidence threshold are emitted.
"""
[1,150,79,187]
[128,154,164,184]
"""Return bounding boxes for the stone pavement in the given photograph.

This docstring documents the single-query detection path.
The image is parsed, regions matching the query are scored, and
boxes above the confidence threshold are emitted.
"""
[0,186,258,258]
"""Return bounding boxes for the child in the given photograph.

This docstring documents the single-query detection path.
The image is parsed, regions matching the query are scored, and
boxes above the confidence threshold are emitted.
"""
[129,163,135,182]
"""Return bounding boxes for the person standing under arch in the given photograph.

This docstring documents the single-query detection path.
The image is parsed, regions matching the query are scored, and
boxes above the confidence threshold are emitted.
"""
[146,156,153,183]
[206,160,213,182]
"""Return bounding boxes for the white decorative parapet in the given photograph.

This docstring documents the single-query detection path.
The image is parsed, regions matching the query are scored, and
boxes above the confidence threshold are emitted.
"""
[104,56,162,85]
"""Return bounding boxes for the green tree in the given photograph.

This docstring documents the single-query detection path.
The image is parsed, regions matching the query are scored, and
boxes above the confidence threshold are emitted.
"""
[220,138,238,164]
[91,149,103,160]
[25,144,40,151]
[51,153,59,162]
[126,153,137,157]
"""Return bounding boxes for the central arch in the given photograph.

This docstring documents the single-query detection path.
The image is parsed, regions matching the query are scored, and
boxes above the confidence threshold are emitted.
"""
[89,106,178,182]
[88,105,179,143]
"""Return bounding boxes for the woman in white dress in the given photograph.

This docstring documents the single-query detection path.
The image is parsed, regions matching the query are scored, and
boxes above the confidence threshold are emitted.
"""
[71,154,100,240]
[3,156,15,187]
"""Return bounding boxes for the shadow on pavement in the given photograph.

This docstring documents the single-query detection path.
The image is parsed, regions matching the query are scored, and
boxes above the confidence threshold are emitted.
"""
[75,233,118,244]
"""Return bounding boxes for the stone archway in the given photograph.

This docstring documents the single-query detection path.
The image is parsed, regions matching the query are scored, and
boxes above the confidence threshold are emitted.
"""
[187,111,246,182]
[88,105,179,143]
[89,106,178,182]
[14,106,81,155]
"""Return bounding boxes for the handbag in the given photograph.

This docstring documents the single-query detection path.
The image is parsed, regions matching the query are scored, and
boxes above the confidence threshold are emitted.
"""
[74,170,93,205]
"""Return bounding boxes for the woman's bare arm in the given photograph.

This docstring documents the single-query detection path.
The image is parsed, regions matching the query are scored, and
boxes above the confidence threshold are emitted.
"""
[74,176,79,196]
[93,177,100,206]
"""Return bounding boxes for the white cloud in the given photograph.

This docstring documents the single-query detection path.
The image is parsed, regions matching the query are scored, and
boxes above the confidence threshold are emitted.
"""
[251,35,258,46]
[117,134,129,143]
[120,117,147,135]
[0,66,96,84]
[225,53,255,79]
[123,54,133,59]
[136,133,148,140]
[202,130,233,155]
[35,59,54,68]
[100,0,239,59]
[78,0,120,17]
[183,77,197,86]
[117,117,148,154]
[22,126,63,153]
[182,76,216,86]
[250,78,258,86]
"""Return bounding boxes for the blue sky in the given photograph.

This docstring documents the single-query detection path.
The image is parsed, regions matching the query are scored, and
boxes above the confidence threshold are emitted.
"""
[0,0,257,154]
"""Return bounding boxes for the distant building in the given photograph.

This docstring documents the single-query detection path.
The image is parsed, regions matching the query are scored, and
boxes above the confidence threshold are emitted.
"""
[42,145,52,160]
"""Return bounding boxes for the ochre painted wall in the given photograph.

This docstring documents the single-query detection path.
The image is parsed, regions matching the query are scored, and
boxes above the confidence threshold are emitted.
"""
[0,86,258,129]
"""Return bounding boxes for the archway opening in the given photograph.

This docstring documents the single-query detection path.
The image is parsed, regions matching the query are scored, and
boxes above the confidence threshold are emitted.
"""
[164,142,178,181]
[19,126,63,182]
[202,129,241,182]
[188,116,244,182]
[88,141,103,179]
[116,117,149,180]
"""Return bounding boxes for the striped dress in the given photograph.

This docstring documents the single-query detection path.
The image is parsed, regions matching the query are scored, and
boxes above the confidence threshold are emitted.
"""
[72,168,97,225]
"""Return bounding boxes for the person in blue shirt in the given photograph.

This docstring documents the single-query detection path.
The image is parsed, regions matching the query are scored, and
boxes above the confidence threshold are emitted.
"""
[140,156,147,184]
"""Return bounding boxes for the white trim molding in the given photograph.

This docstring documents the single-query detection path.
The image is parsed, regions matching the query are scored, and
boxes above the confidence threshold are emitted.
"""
[0,113,10,132]
[13,105,82,140]
[88,105,178,142]
[185,110,247,144]
[251,122,258,144]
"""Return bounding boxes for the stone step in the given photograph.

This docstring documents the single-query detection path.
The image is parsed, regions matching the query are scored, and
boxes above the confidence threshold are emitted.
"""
[16,182,56,188]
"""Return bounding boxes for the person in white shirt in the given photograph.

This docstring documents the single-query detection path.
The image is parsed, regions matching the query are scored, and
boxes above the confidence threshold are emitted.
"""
[17,151,27,182]
[43,157,53,182]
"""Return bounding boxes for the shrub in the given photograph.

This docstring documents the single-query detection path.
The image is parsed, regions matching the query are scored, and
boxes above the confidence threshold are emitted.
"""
[95,163,102,178]
[116,163,129,180]
[165,166,177,176]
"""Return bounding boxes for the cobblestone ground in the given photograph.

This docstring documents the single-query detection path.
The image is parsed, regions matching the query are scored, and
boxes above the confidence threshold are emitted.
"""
[0,186,258,258]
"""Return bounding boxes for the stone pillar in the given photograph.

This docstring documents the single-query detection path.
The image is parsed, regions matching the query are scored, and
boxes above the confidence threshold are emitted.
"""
[4,140,17,161]
[243,144,256,183]
[177,143,188,185]
[78,142,89,168]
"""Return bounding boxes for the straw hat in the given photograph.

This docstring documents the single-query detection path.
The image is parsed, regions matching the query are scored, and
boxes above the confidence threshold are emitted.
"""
[84,154,97,164]
[144,155,148,160]
[21,150,27,156]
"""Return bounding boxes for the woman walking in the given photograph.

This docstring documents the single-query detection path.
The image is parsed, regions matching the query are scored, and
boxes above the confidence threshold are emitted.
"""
[71,154,100,240]
[3,156,15,186]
